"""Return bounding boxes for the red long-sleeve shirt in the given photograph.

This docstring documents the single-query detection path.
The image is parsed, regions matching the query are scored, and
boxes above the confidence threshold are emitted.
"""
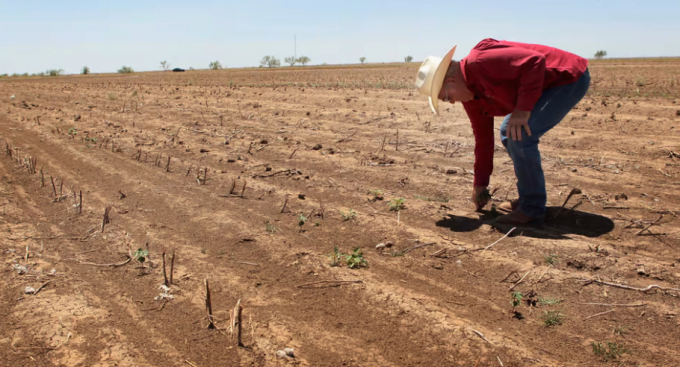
[461,38,588,187]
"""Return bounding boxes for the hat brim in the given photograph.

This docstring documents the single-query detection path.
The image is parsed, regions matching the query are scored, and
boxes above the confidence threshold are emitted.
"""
[428,46,457,115]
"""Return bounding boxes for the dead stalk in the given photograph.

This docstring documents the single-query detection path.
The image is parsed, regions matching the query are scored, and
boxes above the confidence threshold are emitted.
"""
[205,279,215,329]
[162,251,169,287]
[170,249,175,284]
[101,206,112,233]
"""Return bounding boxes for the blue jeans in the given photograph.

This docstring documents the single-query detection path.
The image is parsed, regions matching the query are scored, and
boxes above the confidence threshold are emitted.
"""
[500,70,590,218]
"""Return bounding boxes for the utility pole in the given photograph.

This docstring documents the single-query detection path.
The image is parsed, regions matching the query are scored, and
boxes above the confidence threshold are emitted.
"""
[294,34,297,60]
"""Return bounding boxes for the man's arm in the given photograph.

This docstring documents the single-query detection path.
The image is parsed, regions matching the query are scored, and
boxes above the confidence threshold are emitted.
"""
[463,102,494,187]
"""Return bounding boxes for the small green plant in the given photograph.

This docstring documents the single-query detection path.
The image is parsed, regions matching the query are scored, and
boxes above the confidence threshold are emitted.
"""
[345,247,367,269]
[542,310,565,327]
[388,198,405,211]
[265,221,277,234]
[592,341,628,361]
[538,297,562,306]
[613,325,629,336]
[543,252,558,265]
[511,291,523,311]
[328,246,342,267]
[68,127,78,137]
[368,189,384,201]
[340,209,357,221]
[132,248,149,263]
[298,213,308,226]
[118,66,134,74]
[201,248,207,254]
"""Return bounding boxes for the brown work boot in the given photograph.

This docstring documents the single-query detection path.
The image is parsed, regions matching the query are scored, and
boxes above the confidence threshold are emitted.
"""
[496,209,535,225]
[498,199,519,213]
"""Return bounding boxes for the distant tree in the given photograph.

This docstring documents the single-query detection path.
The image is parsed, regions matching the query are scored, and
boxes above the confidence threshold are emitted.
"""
[118,66,134,74]
[359,57,366,64]
[404,55,413,63]
[81,66,90,75]
[209,61,222,70]
[160,61,170,71]
[594,50,607,60]
[46,69,63,76]
[296,56,311,66]
[260,56,280,68]
[284,56,297,66]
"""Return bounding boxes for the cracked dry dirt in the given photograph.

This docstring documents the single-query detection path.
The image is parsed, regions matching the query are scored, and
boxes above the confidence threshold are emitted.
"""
[1,60,680,366]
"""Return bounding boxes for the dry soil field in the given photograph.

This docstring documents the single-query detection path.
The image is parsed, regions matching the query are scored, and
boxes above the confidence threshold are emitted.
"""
[1,59,680,366]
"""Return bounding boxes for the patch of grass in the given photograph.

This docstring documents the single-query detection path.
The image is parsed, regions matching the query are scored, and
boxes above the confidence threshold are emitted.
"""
[107,92,118,100]
[345,247,367,269]
[340,209,357,221]
[265,221,277,234]
[542,310,565,327]
[538,297,562,306]
[543,252,559,266]
[613,325,629,336]
[328,246,342,267]
[388,198,405,211]
[592,341,628,361]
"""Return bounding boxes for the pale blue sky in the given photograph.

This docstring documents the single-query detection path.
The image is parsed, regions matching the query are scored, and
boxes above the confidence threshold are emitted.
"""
[1,0,679,75]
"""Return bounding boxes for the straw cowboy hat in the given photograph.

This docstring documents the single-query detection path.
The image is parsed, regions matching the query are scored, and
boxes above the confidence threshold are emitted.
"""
[414,46,457,115]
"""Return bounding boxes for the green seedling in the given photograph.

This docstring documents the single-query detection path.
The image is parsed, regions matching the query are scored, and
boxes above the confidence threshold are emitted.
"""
[132,248,149,263]
[543,252,559,266]
[328,246,342,267]
[345,247,367,269]
[265,221,277,234]
[542,310,565,327]
[592,341,628,361]
[298,214,308,226]
[340,209,357,221]
[368,189,384,201]
[68,127,78,137]
[613,325,629,336]
[511,291,523,312]
[388,198,405,211]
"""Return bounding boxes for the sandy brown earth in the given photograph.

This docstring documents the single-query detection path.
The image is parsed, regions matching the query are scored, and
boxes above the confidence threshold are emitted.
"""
[1,60,680,366]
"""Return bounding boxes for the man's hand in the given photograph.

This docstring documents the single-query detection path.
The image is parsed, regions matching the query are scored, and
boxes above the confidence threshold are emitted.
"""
[473,186,490,211]
[507,109,532,142]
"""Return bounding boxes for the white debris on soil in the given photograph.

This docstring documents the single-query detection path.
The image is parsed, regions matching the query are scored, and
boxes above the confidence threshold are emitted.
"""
[24,286,36,294]
[10,95,15,100]
[375,241,393,249]
[12,264,28,275]
[276,348,295,359]
[154,284,174,300]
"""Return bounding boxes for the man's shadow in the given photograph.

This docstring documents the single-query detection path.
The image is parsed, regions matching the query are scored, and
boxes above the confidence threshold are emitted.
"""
[436,207,615,239]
